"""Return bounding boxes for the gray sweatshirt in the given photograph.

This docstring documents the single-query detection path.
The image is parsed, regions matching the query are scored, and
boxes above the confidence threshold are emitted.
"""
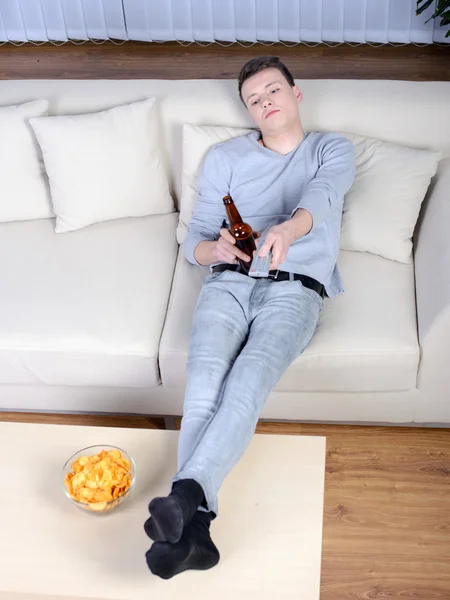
[184,130,356,297]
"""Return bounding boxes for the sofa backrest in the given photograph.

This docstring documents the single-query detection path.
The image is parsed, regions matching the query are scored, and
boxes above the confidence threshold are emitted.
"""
[0,79,449,210]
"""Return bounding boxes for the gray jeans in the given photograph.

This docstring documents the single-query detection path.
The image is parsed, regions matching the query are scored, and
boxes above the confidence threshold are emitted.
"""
[171,269,323,516]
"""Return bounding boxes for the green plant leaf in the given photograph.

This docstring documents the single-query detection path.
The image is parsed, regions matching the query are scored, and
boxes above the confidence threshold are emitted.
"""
[416,0,435,15]
[432,7,448,17]
[439,9,450,25]
[417,0,450,35]
[432,0,450,17]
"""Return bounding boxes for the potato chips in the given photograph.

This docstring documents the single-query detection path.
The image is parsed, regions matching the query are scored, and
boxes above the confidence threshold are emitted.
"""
[64,449,133,512]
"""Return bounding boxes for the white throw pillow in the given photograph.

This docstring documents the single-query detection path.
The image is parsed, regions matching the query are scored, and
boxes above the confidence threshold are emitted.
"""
[177,124,253,244]
[339,132,441,263]
[0,99,54,222]
[180,124,441,263]
[30,98,174,233]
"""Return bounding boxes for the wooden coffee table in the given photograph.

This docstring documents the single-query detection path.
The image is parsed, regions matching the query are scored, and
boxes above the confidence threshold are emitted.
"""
[0,422,326,600]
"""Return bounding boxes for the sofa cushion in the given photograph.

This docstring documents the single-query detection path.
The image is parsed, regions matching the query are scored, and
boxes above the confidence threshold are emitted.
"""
[178,124,253,243]
[30,99,174,233]
[339,132,441,263]
[159,248,419,392]
[0,99,54,222]
[0,214,178,387]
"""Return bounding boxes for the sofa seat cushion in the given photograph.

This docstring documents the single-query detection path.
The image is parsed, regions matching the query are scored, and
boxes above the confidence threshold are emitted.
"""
[159,248,419,393]
[0,214,178,387]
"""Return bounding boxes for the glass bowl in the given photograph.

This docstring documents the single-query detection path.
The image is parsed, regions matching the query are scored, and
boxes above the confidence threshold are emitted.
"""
[61,445,136,515]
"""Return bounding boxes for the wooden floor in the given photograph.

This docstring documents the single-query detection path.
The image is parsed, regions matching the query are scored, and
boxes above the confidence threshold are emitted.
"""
[2,411,449,598]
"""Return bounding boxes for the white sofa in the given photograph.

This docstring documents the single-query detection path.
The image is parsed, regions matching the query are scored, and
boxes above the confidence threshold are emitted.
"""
[1,79,449,426]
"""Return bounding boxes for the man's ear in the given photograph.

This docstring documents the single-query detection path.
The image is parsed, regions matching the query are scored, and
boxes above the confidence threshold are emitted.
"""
[293,85,303,104]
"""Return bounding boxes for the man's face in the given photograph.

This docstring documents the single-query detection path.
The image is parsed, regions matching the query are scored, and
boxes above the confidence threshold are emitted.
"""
[242,67,303,135]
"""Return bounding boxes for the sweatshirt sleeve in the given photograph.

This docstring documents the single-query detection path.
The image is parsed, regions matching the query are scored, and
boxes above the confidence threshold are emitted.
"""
[184,146,231,265]
[291,134,356,230]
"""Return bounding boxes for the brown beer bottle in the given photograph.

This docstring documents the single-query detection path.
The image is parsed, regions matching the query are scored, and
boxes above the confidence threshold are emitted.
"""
[223,195,257,273]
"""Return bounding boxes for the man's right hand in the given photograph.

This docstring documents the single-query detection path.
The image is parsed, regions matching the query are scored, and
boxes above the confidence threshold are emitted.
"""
[195,229,259,266]
[212,229,252,264]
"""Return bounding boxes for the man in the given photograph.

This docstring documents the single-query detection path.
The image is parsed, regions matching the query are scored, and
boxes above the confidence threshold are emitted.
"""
[144,56,356,579]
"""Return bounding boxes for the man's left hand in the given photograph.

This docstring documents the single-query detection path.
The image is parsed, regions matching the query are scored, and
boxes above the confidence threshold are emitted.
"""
[257,209,313,271]
[256,221,298,271]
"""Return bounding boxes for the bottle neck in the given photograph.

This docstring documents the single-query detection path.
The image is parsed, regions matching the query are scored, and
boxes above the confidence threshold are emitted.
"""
[223,195,243,227]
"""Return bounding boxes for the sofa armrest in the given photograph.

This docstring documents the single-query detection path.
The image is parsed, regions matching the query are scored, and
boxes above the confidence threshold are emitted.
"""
[414,158,450,343]
[413,158,450,421]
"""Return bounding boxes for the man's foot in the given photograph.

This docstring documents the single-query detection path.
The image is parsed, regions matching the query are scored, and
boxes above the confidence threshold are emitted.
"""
[144,479,206,544]
[145,511,219,579]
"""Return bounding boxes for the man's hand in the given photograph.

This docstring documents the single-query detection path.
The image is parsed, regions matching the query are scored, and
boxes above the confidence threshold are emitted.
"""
[257,209,313,270]
[195,229,262,266]
[212,228,253,264]
[257,222,297,270]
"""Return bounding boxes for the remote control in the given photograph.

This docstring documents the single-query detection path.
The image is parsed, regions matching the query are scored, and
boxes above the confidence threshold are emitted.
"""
[248,249,272,278]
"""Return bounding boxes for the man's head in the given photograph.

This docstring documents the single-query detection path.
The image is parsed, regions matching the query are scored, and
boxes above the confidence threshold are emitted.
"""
[238,56,303,136]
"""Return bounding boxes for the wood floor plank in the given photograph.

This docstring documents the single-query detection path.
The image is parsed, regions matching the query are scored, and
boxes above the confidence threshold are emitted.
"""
[1,411,449,597]
[317,423,450,598]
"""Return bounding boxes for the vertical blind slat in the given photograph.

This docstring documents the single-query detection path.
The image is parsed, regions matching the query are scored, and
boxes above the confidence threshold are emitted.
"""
[0,8,8,41]
[433,8,448,42]
[172,0,194,42]
[344,0,367,42]
[122,0,150,41]
[366,0,390,43]
[300,0,322,42]
[102,0,128,40]
[410,0,435,43]
[256,0,278,42]
[212,0,235,42]
[39,0,68,41]
[18,0,48,41]
[145,0,172,41]
[191,0,214,42]
[278,0,300,42]
[61,0,87,40]
[1,0,28,41]
[81,0,108,40]
[322,0,344,42]
[235,0,257,42]
[388,0,412,42]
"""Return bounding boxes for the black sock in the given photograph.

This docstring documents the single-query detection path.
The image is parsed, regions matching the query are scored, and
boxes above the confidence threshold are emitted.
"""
[144,479,206,544]
[145,510,220,580]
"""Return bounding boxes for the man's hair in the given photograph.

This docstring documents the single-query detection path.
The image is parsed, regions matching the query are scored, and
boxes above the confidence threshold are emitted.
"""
[238,56,295,105]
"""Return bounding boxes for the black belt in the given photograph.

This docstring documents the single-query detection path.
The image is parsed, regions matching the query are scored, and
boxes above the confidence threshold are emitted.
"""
[212,264,325,298]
